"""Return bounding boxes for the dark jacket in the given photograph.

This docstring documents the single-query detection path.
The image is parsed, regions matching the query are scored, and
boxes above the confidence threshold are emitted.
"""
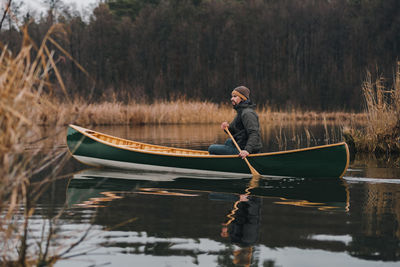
[228,101,262,153]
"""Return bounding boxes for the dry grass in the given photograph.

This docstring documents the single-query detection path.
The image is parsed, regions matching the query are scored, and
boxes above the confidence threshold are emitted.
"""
[56,99,236,125]
[35,98,366,126]
[258,107,365,125]
[0,24,87,265]
[344,62,400,154]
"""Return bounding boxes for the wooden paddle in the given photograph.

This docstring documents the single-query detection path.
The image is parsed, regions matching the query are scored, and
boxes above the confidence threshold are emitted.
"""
[225,128,260,177]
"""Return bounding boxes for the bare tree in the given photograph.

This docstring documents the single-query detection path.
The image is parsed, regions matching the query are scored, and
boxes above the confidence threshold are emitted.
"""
[0,0,12,30]
[43,0,63,24]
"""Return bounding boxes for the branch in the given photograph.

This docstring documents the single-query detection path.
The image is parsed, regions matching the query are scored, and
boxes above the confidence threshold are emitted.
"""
[0,0,12,31]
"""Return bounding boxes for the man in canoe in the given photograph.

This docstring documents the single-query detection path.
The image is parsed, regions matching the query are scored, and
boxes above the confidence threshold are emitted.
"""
[208,86,262,158]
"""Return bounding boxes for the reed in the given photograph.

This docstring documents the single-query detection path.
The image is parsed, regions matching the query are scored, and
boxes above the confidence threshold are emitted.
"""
[37,98,366,126]
[272,120,338,151]
[62,99,235,125]
[344,62,400,154]
[0,24,87,265]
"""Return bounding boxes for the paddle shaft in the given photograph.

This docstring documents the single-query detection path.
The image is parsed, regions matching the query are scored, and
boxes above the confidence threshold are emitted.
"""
[224,128,260,176]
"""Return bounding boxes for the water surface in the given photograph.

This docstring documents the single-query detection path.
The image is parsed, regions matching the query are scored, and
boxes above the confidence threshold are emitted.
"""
[30,124,400,266]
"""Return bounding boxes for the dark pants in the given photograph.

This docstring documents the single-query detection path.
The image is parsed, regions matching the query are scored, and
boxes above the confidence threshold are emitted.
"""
[208,139,239,155]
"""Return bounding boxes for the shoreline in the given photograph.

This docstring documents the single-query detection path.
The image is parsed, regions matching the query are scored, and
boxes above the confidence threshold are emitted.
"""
[40,100,367,126]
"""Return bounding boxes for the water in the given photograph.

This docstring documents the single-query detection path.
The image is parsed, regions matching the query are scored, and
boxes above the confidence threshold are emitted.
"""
[23,124,400,266]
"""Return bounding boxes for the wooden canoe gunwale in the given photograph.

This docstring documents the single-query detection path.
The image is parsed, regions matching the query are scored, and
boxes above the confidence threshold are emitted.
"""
[68,124,349,159]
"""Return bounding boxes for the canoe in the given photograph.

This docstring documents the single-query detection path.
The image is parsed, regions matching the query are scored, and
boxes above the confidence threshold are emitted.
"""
[66,124,350,178]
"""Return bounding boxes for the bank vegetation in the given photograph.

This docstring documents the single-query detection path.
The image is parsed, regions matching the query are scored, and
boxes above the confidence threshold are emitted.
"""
[0,24,89,266]
[37,98,365,126]
[344,63,400,155]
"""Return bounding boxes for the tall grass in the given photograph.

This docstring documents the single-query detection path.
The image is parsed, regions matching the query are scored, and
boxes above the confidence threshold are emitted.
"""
[344,62,400,154]
[36,98,366,126]
[55,99,235,125]
[0,24,84,265]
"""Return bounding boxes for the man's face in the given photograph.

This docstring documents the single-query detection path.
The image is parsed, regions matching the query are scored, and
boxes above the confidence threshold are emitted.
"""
[231,94,242,106]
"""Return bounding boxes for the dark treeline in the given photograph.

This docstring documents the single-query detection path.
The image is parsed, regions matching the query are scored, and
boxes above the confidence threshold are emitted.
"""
[1,0,400,110]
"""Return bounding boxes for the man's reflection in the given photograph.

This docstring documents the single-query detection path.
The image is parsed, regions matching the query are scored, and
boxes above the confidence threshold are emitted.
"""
[221,194,261,245]
[221,189,262,266]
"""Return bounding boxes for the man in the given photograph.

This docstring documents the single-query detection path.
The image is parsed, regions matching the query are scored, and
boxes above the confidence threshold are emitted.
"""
[208,86,262,158]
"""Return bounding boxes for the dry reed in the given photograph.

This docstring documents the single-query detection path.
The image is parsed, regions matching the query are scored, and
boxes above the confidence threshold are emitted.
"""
[344,62,400,154]
[63,99,235,125]
[36,98,366,126]
[0,24,86,265]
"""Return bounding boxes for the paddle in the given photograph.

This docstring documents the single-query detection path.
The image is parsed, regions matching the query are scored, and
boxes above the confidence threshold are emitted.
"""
[224,128,260,177]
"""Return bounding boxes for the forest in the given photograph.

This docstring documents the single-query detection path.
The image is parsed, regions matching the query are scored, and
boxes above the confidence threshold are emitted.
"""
[1,0,399,110]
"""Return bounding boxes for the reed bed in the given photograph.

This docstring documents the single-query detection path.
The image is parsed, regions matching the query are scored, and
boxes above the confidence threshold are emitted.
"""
[0,25,86,265]
[66,99,235,125]
[344,62,400,154]
[39,98,366,126]
[258,108,365,125]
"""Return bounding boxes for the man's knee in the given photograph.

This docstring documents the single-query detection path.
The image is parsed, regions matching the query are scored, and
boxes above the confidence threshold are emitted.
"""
[208,144,238,155]
[208,145,215,154]
[208,144,221,155]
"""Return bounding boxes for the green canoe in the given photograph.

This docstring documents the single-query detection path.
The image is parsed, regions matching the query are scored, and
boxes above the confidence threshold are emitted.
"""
[66,124,349,178]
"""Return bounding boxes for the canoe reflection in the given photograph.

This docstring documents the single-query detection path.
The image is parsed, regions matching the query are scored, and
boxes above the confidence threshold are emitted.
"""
[67,168,348,210]
[66,168,350,265]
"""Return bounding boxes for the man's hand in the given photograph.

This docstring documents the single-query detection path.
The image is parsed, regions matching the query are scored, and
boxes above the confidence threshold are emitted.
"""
[221,121,229,130]
[239,150,249,159]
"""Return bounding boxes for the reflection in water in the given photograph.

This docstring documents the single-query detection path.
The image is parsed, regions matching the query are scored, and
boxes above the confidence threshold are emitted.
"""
[64,169,356,266]
[91,122,344,152]
[346,181,400,261]
[72,191,123,208]
[343,154,400,261]
[67,168,349,211]
[220,176,261,266]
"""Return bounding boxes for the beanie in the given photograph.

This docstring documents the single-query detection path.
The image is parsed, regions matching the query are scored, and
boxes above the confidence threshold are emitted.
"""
[232,86,250,100]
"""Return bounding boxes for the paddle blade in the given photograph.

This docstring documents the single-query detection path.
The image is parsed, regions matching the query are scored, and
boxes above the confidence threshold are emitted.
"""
[245,158,260,176]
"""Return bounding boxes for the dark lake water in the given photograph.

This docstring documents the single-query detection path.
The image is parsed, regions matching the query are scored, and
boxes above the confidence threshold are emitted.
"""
[29,124,400,266]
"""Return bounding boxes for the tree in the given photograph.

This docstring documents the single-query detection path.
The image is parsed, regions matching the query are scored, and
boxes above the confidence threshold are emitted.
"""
[0,0,12,30]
